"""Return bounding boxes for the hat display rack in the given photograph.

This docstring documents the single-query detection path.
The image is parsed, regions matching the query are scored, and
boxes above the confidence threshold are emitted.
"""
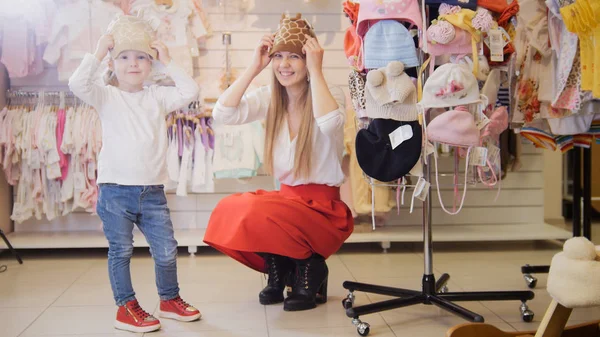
[340,1,535,336]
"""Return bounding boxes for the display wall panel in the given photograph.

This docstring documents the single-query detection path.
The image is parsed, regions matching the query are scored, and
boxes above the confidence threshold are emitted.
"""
[5,0,566,249]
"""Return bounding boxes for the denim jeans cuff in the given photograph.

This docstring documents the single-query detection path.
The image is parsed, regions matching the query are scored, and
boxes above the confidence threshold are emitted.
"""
[116,295,137,307]
[159,293,180,301]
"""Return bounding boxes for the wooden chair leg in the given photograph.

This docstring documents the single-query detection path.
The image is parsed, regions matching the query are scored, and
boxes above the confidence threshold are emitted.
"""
[534,300,573,337]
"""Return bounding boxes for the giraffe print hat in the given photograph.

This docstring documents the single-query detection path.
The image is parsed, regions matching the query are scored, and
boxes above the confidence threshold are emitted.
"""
[269,13,316,57]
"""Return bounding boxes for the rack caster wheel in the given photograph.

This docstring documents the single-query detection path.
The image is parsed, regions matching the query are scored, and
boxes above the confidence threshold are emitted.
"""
[440,285,449,293]
[523,274,538,288]
[342,292,355,309]
[520,302,534,322]
[352,318,370,336]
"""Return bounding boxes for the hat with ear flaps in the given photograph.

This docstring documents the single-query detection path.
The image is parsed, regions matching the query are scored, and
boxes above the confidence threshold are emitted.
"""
[106,13,160,60]
[270,13,316,57]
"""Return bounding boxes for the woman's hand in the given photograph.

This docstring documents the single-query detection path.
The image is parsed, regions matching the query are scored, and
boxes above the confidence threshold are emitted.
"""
[250,34,274,76]
[302,34,324,76]
[94,34,114,62]
[151,41,172,65]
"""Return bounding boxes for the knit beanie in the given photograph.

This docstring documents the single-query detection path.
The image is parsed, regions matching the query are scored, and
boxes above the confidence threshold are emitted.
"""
[107,14,159,59]
[270,13,316,57]
[365,61,418,121]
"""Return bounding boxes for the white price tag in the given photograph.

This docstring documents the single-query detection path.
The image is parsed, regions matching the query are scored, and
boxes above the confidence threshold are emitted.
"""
[489,28,505,62]
[486,143,501,167]
[388,124,414,150]
[47,150,60,164]
[30,149,41,169]
[413,177,430,202]
[74,172,86,190]
[46,163,62,180]
[225,132,234,147]
[469,147,488,167]
[477,114,491,130]
[87,162,96,180]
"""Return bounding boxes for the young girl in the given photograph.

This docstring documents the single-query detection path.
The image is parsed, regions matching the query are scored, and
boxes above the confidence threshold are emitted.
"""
[69,16,201,333]
[203,14,354,312]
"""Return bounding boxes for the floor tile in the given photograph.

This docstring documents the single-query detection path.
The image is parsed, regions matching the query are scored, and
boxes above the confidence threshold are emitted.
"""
[153,301,267,332]
[269,326,396,337]
[19,306,141,336]
[389,317,516,337]
[0,282,70,308]
[265,298,385,330]
[150,330,269,337]
[0,307,46,337]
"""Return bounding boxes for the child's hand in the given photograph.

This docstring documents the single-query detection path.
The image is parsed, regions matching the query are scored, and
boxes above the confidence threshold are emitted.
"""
[94,35,114,61]
[151,41,172,65]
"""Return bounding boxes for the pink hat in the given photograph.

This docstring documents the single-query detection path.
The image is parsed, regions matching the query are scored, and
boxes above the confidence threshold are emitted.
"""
[426,25,473,57]
[427,106,480,147]
[481,106,508,142]
[356,0,423,38]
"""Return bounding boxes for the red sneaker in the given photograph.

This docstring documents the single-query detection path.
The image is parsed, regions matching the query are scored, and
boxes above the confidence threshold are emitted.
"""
[115,299,161,333]
[158,296,202,322]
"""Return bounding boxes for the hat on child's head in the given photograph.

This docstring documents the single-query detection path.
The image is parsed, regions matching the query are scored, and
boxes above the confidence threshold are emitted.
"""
[270,13,316,57]
[363,20,419,69]
[107,14,159,59]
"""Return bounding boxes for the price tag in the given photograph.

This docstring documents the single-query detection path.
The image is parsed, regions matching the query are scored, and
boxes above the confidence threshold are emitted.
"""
[87,162,96,180]
[489,28,505,62]
[476,114,491,130]
[74,172,86,190]
[469,147,488,167]
[47,150,60,164]
[30,150,41,169]
[388,124,413,149]
[225,132,234,147]
[47,163,62,180]
[486,143,501,167]
[413,177,430,202]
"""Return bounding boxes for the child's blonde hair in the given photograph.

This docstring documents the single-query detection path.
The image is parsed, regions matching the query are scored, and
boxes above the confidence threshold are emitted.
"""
[103,68,119,87]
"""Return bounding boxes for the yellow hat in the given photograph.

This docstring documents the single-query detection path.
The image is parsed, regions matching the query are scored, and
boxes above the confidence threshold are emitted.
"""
[107,14,158,59]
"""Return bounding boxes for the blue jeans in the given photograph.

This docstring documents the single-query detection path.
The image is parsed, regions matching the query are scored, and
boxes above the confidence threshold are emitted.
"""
[97,184,180,306]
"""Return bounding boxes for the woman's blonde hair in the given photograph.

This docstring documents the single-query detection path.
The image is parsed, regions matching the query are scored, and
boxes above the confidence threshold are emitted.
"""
[263,72,314,179]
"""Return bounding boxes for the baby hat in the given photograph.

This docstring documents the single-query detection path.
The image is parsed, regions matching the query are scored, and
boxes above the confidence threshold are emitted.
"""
[427,106,480,147]
[356,0,423,38]
[106,14,158,59]
[419,63,481,108]
[365,61,418,121]
[363,20,419,69]
[270,13,316,57]
[355,119,422,182]
[426,0,478,10]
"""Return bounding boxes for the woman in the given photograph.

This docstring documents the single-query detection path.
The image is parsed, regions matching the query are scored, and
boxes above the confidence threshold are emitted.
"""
[203,14,353,312]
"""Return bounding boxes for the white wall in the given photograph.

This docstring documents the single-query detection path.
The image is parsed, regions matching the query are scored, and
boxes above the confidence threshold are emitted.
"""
[9,0,549,233]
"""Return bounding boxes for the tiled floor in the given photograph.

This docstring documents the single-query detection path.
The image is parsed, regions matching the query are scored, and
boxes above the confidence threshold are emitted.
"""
[1,224,599,337]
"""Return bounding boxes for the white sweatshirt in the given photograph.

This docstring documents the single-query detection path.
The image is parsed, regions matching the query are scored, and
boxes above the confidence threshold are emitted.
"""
[212,85,346,187]
[68,53,199,185]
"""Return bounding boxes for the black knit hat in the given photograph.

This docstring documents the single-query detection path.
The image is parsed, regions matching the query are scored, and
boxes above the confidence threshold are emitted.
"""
[355,119,422,182]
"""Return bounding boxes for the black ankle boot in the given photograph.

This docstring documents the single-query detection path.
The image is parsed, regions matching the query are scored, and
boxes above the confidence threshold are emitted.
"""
[283,254,328,311]
[259,254,294,305]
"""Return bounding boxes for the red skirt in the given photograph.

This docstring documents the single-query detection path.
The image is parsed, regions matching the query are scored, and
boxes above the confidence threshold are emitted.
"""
[203,184,354,273]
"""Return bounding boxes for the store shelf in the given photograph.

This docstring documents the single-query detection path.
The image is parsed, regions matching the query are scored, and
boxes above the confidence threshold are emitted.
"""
[0,223,571,250]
